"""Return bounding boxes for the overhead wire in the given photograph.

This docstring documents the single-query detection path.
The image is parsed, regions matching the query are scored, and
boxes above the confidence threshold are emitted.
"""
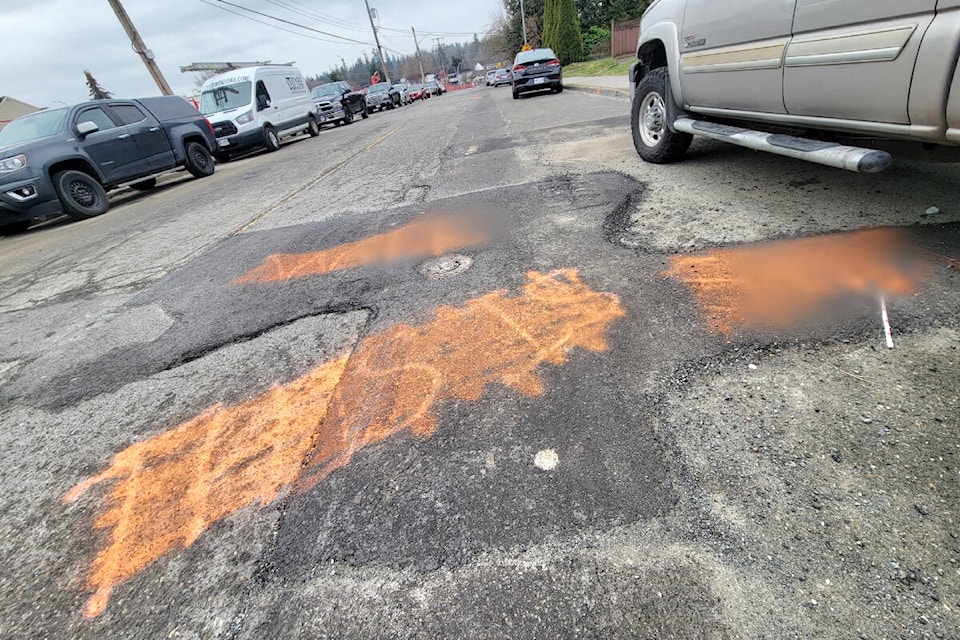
[203,0,375,46]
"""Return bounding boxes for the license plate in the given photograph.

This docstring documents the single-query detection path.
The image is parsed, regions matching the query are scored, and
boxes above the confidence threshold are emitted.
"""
[217,138,230,148]
[534,77,545,85]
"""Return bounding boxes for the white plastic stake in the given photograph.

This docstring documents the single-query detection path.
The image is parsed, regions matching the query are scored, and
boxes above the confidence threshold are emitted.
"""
[880,296,894,349]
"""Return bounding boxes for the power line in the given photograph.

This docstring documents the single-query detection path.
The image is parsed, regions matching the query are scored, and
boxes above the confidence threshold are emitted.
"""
[204,0,374,46]
[197,0,348,43]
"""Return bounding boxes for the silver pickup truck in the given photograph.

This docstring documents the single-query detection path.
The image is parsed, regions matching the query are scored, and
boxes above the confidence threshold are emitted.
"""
[630,0,960,172]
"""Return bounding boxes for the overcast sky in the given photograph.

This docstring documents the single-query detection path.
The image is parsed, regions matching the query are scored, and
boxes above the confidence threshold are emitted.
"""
[4,0,504,108]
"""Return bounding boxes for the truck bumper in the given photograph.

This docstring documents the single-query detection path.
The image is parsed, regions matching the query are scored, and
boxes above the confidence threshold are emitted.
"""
[215,128,268,154]
[0,172,62,223]
[318,106,346,124]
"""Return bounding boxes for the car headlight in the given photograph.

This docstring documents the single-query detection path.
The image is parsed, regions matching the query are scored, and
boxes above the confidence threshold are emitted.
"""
[0,154,27,174]
[235,111,254,124]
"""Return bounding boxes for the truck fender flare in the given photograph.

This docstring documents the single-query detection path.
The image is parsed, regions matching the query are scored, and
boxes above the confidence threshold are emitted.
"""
[636,21,684,107]
[46,157,105,186]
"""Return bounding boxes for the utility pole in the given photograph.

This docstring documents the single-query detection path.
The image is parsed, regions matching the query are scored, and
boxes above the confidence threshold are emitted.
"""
[105,0,173,95]
[432,37,446,77]
[412,27,426,85]
[364,0,391,84]
[520,0,527,46]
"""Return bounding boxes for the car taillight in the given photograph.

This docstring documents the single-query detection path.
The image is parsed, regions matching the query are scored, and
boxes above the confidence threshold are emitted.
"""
[546,59,561,66]
[513,64,527,73]
[205,119,215,136]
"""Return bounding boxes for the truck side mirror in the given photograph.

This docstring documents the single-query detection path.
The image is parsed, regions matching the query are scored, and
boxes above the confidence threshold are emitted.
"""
[76,121,99,138]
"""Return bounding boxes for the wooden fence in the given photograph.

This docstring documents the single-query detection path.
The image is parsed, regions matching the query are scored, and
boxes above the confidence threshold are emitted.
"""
[611,19,641,59]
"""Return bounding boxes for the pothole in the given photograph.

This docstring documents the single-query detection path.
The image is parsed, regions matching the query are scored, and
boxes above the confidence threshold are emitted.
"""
[419,254,473,280]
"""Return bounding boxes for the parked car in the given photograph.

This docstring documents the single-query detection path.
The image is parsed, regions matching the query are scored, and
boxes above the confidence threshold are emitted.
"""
[511,47,563,99]
[365,83,400,111]
[424,80,443,97]
[492,69,513,87]
[630,0,960,173]
[485,70,497,86]
[199,64,317,162]
[311,81,367,127]
[393,84,412,105]
[0,96,217,234]
[407,84,426,101]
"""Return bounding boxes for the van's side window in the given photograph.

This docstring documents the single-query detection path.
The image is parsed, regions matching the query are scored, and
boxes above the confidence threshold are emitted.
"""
[256,81,271,109]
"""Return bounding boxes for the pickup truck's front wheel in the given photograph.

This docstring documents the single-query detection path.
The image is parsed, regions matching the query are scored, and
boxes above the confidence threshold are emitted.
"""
[53,170,109,220]
[632,67,692,164]
[184,142,215,178]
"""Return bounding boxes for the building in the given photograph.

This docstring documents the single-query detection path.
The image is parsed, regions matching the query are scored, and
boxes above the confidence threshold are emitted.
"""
[0,96,40,129]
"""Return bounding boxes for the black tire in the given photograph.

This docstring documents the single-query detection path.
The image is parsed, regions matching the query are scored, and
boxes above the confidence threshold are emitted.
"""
[512,89,519,100]
[130,178,157,191]
[556,84,563,94]
[306,116,320,137]
[264,126,281,153]
[185,141,215,178]
[361,106,369,119]
[632,67,692,164]
[0,220,31,235]
[53,170,109,220]
[343,107,353,125]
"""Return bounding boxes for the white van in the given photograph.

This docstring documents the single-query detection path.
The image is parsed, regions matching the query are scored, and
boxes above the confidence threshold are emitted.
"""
[199,65,318,158]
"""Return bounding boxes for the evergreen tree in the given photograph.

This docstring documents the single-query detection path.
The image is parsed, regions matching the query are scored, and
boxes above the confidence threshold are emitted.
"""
[543,0,583,64]
[541,0,558,50]
[84,70,112,100]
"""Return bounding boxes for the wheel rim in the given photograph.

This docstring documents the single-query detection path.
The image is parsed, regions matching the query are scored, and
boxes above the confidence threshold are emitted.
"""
[68,179,98,208]
[269,131,279,148]
[639,91,667,147]
[192,148,209,171]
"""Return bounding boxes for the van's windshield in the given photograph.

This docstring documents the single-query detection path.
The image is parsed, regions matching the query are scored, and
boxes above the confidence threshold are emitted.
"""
[199,81,252,115]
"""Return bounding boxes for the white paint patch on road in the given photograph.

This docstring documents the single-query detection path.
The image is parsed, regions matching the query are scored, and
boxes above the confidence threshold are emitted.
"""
[534,449,559,471]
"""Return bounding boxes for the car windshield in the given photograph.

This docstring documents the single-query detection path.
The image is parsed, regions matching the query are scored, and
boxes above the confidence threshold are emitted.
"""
[0,108,68,146]
[426,81,438,87]
[368,84,389,93]
[392,85,405,91]
[199,81,251,115]
[515,48,558,65]
[409,84,422,91]
[311,84,341,99]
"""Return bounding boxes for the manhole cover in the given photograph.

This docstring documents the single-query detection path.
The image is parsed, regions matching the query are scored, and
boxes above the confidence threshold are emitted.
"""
[419,254,473,279]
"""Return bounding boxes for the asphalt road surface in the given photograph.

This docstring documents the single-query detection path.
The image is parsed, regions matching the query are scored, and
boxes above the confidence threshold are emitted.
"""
[1,86,959,639]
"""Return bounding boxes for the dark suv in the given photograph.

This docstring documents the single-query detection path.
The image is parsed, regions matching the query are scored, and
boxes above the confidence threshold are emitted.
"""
[512,48,563,99]
[311,81,367,126]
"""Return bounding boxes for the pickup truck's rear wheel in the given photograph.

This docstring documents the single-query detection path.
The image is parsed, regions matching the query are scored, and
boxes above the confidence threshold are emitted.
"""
[306,116,320,137]
[264,126,281,152]
[632,67,692,164]
[184,141,215,178]
[53,170,109,219]
[361,106,369,119]
[343,107,353,125]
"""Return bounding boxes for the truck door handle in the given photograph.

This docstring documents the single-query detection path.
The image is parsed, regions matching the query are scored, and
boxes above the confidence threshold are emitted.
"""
[117,134,131,139]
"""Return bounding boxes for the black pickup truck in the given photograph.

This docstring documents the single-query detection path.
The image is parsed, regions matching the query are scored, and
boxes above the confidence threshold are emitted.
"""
[0,96,217,234]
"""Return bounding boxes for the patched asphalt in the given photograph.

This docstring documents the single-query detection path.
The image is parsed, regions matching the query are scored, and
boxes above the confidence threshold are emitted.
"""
[3,87,960,639]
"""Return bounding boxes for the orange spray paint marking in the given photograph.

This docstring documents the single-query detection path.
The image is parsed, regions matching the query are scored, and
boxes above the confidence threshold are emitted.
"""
[663,228,931,335]
[66,269,624,618]
[235,214,490,284]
